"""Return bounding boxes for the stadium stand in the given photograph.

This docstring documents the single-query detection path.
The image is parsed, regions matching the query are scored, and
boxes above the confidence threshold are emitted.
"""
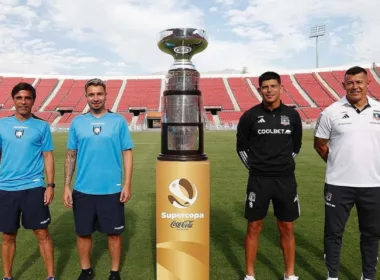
[218,111,243,125]
[367,70,380,99]
[199,78,234,110]
[45,79,75,111]
[34,111,59,123]
[33,78,59,111]
[55,80,88,112]
[0,64,379,129]
[0,77,32,109]
[318,71,346,98]
[227,77,260,111]
[275,75,311,107]
[119,112,134,124]
[205,112,214,123]
[117,79,160,111]
[293,73,335,107]
[300,107,322,121]
[0,110,13,118]
[104,80,123,110]
[56,112,81,125]
[136,113,146,125]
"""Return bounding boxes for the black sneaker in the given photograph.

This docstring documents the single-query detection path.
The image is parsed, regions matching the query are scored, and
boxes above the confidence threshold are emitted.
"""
[77,269,95,280]
[108,271,120,280]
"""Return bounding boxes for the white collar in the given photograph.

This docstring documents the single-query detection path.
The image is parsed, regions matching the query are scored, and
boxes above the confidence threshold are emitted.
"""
[339,95,376,107]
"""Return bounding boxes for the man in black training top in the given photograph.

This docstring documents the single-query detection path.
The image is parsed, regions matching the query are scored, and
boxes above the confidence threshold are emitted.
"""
[236,71,302,280]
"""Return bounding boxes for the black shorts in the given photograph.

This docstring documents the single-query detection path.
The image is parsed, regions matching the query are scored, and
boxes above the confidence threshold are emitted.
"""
[0,187,51,233]
[245,175,300,222]
[72,190,125,236]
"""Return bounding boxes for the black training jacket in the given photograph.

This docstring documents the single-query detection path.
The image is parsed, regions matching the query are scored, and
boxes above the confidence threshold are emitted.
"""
[236,103,302,177]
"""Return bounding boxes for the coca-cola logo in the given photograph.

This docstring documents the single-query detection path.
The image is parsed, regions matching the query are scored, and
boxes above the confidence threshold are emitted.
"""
[170,220,194,229]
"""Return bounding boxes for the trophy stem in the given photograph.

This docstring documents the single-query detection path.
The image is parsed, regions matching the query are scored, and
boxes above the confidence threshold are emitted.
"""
[170,59,196,71]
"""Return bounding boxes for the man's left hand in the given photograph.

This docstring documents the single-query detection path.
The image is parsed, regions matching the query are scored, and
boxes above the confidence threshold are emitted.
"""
[44,187,54,206]
[120,186,131,203]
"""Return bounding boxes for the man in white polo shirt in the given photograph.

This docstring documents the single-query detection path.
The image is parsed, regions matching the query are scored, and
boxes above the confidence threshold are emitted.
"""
[314,66,380,280]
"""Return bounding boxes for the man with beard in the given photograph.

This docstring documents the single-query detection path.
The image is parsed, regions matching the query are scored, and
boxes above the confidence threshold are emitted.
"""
[314,66,380,280]
[63,78,134,280]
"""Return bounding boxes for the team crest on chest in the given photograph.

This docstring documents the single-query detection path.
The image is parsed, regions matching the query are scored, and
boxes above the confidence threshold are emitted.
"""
[280,115,290,126]
[15,130,24,139]
[93,126,102,135]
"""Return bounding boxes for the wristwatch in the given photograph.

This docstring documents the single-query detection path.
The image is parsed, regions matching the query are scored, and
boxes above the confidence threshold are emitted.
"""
[47,183,55,188]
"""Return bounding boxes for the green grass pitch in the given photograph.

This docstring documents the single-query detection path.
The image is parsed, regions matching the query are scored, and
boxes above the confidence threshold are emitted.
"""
[1,130,374,279]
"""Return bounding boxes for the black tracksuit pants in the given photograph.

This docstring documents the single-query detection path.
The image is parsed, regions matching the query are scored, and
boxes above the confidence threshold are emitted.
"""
[324,184,380,279]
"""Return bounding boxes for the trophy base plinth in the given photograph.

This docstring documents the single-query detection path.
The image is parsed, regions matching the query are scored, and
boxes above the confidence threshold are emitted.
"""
[157,153,208,161]
[156,159,210,280]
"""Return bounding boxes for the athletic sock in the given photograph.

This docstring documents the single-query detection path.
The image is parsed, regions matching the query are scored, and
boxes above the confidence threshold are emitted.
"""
[82,268,93,276]
[110,270,119,276]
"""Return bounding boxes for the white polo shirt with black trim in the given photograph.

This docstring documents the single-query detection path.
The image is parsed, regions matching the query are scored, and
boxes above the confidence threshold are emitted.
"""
[315,95,380,187]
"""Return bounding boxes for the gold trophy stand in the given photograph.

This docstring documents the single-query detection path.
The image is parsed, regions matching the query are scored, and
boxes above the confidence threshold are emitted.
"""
[156,160,210,280]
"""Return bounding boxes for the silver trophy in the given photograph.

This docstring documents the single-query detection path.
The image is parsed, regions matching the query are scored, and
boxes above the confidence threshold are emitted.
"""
[157,28,208,161]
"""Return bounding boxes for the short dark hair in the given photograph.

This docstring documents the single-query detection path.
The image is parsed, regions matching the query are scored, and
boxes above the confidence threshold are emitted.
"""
[258,71,281,87]
[345,66,367,77]
[11,82,36,100]
[85,78,106,92]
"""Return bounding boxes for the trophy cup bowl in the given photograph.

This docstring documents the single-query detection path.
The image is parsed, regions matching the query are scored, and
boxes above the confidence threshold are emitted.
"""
[157,28,208,70]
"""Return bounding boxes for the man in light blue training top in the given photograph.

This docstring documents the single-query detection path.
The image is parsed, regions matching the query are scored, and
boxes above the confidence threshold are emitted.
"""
[63,78,134,280]
[0,82,56,280]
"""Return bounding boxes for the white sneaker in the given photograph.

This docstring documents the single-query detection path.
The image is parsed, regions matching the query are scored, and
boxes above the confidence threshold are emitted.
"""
[326,278,338,280]
[244,276,255,280]
[284,275,299,280]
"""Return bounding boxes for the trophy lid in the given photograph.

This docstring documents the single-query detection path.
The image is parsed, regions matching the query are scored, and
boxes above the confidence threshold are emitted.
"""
[157,28,208,64]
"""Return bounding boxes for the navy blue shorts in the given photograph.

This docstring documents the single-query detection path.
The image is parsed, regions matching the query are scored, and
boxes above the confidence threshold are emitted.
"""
[0,187,51,233]
[72,190,125,236]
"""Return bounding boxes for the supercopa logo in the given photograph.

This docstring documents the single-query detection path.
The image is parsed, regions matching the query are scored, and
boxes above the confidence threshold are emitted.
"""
[161,178,205,227]
[168,178,197,209]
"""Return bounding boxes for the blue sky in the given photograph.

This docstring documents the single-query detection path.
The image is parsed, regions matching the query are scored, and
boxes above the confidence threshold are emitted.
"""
[0,0,378,76]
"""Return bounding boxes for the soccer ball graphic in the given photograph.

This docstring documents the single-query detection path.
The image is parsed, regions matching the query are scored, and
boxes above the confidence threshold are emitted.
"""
[168,178,198,209]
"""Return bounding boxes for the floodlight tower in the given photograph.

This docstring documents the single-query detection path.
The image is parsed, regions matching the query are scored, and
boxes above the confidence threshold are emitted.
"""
[309,24,326,68]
